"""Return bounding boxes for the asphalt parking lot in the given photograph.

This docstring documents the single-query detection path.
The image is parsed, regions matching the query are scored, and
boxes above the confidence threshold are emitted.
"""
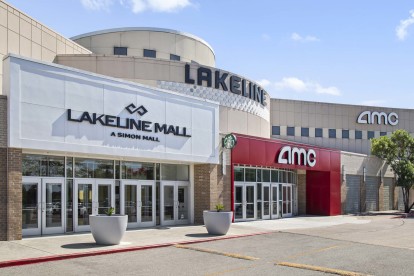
[2,214,413,276]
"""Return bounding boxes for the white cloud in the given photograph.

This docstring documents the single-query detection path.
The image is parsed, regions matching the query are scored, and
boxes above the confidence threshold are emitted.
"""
[129,0,192,13]
[80,0,192,13]
[257,79,271,88]
[291,32,320,42]
[396,10,414,41]
[273,77,341,96]
[81,0,113,11]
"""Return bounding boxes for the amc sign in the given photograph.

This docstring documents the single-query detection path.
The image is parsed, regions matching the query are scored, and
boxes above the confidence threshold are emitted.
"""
[277,146,316,167]
[357,111,398,126]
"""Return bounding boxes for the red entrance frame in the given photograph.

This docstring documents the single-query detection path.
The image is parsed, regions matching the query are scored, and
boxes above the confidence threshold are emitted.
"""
[231,134,341,218]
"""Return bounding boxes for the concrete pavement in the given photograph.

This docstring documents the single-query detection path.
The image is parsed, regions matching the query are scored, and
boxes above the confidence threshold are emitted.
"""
[0,212,411,268]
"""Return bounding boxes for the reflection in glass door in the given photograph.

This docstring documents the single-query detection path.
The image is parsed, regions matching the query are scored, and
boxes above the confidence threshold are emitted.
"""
[121,180,155,228]
[271,184,279,219]
[161,181,189,226]
[234,183,256,221]
[282,184,293,217]
[262,184,270,220]
[22,177,65,236]
[74,179,114,232]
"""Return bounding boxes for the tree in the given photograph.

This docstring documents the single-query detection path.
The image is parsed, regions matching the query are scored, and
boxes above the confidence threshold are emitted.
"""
[371,129,414,213]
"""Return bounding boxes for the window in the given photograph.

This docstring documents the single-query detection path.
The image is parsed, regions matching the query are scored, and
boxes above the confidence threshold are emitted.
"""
[355,130,362,139]
[160,164,189,181]
[301,127,309,137]
[245,168,256,182]
[234,167,244,181]
[287,127,295,136]
[272,126,280,135]
[22,154,65,177]
[368,131,375,139]
[315,128,323,138]
[75,158,114,179]
[262,170,270,182]
[380,132,387,136]
[122,162,154,180]
[329,129,336,138]
[342,129,349,139]
[170,54,180,61]
[143,49,156,58]
[114,47,127,55]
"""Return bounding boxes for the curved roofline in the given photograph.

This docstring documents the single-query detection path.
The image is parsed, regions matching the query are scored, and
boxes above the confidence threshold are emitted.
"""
[70,27,215,57]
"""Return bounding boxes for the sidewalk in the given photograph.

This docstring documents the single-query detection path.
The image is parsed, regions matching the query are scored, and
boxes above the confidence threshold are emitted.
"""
[0,215,390,267]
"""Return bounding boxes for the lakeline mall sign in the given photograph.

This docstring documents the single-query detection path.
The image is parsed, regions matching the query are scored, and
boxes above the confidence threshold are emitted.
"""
[67,103,191,142]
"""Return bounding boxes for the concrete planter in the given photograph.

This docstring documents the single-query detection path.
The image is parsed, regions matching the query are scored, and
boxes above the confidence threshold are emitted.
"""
[203,211,233,235]
[90,215,128,245]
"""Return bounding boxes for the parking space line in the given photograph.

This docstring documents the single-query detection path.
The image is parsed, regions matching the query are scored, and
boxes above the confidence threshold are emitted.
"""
[276,262,369,276]
[174,245,259,261]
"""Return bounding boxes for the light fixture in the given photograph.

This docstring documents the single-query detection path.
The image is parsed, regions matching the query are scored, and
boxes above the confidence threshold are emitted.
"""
[342,165,346,182]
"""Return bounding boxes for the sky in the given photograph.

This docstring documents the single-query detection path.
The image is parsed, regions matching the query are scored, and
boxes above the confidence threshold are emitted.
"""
[5,0,414,108]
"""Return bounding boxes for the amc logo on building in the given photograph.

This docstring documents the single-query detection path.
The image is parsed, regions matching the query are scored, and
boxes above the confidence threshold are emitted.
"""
[277,146,317,167]
[357,111,398,126]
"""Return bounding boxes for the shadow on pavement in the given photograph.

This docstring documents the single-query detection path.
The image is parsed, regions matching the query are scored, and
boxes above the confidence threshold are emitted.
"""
[185,233,217,238]
[61,243,111,249]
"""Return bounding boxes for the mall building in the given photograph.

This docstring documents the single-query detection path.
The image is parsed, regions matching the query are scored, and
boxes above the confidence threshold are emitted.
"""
[0,1,413,241]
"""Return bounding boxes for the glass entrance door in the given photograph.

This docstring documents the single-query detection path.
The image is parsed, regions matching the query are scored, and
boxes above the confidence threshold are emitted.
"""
[234,183,256,221]
[160,181,189,226]
[271,184,279,219]
[121,180,155,228]
[262,184,271,220]
[22,177,65,236]
[74,179,114,232]
[282,184,293,217]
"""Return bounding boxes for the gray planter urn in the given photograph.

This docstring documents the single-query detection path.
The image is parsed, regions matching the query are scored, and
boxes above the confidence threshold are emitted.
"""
[203,211,233,235]
[89,215,128,245]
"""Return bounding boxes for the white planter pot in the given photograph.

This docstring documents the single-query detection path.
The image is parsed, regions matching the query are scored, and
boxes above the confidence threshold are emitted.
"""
[89,215,128,245]
[203,211,233,235]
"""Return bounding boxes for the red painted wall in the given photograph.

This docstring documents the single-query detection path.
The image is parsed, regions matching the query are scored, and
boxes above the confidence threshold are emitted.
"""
[231,134,341,216]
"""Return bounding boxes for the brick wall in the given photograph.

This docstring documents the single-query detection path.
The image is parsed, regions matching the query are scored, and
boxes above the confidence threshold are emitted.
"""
[193,149,231,224]
[297,172,306,215]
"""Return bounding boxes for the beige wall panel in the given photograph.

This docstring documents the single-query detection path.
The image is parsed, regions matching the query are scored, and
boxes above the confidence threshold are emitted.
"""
[261,116,270,138]
[7,30,19,55]
[57,40,65,54]
[149,32,175,53]
[227,109,248,134]
[41,31,57,52]
[219,107,229,134]
[127,48,143,57]
[247,114,261,137]
[195,43,211,67]
[41,47,55,61]
[57,56,97,72]
[65,44,74,54]
[74,37,92,49]
[31,25,41,44]
[175,37,196,62]
[120,31,150,50]
[90,33,121,48]
[168,62,185,82]
[7,10,19,33]
[156,51,169,60]
[97,58,134,79]
[0,26,6,55]
[19,36,31,57]
[134,60,169,80]
[31,42,41,59]
[19,18,31,39]
[0,6,7,27]
[90,47,113,55]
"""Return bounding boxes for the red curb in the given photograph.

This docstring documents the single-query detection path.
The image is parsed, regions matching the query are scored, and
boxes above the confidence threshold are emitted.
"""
[0,231,273,268]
